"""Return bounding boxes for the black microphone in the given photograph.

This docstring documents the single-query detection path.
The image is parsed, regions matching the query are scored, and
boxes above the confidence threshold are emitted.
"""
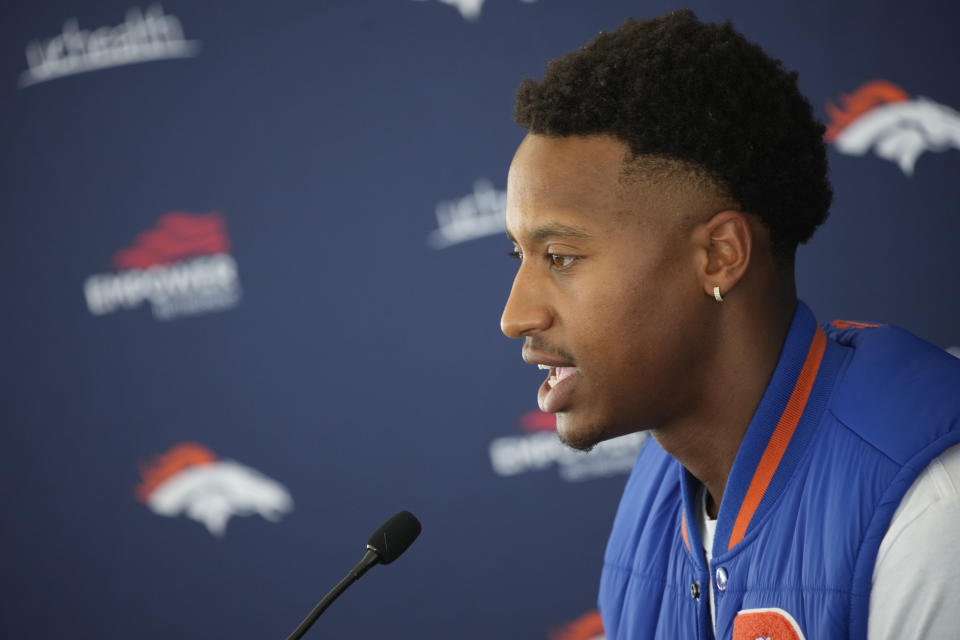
[284,510,422,640]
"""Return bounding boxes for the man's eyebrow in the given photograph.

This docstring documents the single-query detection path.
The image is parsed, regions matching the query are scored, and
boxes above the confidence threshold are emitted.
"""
[506,223,592,244]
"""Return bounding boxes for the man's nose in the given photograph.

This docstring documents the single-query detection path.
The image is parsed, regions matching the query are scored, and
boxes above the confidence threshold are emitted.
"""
[500,268,552,338]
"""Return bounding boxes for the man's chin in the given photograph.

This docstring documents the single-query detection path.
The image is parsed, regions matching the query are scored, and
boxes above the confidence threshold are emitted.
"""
[555,413,604,452]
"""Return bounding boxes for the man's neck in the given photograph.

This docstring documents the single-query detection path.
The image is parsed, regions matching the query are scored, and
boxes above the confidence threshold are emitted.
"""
[651,294,796,520]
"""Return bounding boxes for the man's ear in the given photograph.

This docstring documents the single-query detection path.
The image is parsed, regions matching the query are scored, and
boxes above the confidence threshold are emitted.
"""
[694,210,752,301]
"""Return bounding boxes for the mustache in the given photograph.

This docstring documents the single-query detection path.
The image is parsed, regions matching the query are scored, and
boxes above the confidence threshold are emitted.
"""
[523,336,576,364]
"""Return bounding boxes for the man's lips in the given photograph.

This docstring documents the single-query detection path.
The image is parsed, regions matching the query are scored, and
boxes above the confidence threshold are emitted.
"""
[537,366,579,413]
[521,347,574,369]
[522,348,578,413]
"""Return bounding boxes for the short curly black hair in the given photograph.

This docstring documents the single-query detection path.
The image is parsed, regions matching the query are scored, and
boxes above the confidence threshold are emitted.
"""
[514,10,832,264]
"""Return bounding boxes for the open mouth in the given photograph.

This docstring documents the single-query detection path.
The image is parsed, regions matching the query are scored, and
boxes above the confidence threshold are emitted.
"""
[538,364,578,388]
[536,364,579,413]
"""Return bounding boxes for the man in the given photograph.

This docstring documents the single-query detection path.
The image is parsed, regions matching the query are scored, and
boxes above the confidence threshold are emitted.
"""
[499,10,960,640]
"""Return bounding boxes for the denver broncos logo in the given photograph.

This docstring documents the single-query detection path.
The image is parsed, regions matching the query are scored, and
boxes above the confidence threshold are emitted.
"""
[826,80,960,175]
[136,442,293,536]
[733,608,806,640]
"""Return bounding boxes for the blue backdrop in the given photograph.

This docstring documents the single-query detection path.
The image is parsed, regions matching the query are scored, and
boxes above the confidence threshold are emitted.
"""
[3,1,959,638]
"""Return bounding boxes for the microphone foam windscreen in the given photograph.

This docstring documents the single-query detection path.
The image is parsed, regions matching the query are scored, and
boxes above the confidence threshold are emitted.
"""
[367,510,421,564]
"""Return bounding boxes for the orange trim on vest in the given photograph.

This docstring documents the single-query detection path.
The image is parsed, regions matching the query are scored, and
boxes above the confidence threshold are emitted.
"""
[728,326,827,550]
[681,511,691,553]
[831,319,883,330]
[830,320,883,329]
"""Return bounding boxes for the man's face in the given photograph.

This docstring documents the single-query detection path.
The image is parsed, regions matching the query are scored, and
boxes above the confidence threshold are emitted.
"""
[501,134,716,450]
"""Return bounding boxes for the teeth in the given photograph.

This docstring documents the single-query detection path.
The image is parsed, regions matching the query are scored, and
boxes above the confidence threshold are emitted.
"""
[538,364,551,370]
[548,376,559,388]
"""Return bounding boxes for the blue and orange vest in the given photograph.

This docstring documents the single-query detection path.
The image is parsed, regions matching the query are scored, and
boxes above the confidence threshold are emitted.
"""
[599,302,960,639]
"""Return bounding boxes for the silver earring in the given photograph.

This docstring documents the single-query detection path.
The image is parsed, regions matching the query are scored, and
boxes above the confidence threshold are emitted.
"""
[713,286,724,303]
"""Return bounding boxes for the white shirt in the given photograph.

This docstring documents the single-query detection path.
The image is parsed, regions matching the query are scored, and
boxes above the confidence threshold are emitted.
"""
[696,443,960,639]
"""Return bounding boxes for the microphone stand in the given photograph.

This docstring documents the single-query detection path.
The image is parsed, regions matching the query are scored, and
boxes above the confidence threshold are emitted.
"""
[284,549,380,640]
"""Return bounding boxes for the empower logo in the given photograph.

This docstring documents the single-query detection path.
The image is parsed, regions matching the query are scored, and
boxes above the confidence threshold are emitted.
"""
[136,442,293,537]
[426,179,506,249]
[826,80,960,175]
[488,411,647,482]
[83,211,242,321]
[19,4,200,88]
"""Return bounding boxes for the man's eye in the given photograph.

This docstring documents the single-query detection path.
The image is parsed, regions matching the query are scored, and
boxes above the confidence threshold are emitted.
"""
[549,254,577,269]
[507,249,523,260]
